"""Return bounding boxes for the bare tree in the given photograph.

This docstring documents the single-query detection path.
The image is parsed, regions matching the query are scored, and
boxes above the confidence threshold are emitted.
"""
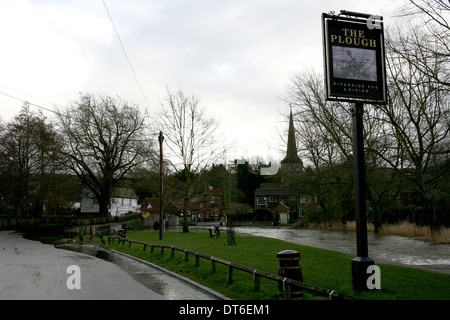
[152,88,225,232]
[285,71,403,232]
[285,72,355,224]
[374,25,450,230]
[56,94,154,217]
[0,104,61,217]
[392,0,450,87]
[281,2,449,231]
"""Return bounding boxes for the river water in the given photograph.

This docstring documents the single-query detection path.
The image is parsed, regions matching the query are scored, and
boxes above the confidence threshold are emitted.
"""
[232,226,450,275]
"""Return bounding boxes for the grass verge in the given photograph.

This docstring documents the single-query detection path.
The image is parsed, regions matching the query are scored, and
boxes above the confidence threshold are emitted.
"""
[101,229,450,300]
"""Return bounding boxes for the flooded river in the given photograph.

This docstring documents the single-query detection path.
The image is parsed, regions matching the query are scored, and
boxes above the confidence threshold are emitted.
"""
[232,226,450,275]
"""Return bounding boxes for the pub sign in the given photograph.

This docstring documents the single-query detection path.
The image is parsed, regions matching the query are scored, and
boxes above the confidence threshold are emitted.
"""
[322,13,387,104]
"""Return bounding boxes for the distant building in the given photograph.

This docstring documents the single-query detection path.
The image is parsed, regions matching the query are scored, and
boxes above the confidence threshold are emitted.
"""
[254,183,313,220]
[254,106,313,222]
[143,185,225,222]
[80,187,139,216]
[193,186,225,221]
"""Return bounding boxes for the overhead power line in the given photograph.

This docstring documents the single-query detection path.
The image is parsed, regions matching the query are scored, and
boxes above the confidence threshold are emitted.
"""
[0,83,61,108]
[0,89,58,116]
[102,0,150,108]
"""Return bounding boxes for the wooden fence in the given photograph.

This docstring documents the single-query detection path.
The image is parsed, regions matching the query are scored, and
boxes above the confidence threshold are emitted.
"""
[105,234,362,300]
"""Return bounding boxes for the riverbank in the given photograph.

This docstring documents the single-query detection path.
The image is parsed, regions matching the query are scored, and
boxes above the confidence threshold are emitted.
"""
[297,221,450,244]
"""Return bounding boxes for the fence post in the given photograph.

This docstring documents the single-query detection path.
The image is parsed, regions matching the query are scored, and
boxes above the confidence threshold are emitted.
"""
[282,279,291,300]
[210,258,216,274]
[253,270,260,292]
[171,246,175,257]
[151,245,154,253]
[184,250,189,262]
[143,244,146,251]
[160,246,164,255]
[195,253,200,267]
[227,263,233,285]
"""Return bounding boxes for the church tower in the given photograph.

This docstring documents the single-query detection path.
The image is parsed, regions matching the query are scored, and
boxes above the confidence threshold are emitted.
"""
[280,106,303,173]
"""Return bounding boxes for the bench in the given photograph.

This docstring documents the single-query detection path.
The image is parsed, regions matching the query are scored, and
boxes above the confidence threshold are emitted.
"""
[208,226,220,239]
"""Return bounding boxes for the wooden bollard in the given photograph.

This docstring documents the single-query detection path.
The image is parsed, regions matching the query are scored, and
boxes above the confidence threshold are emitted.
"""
[277,250,303,299]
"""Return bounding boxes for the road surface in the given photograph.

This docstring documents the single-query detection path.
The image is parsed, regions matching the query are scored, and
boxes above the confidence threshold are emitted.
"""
[0,230,165,300]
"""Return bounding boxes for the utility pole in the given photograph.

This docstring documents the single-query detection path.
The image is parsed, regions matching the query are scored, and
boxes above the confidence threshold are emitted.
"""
[159,131,164,240]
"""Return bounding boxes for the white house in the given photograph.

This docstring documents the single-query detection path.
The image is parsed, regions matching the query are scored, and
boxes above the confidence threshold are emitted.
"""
[80,187,139,217]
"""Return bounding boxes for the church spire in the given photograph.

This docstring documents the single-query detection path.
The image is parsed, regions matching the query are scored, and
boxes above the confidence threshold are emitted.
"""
[280,104,303,171]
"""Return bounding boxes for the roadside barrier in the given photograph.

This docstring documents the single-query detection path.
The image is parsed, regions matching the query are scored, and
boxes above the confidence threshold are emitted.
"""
[106,235,362,300]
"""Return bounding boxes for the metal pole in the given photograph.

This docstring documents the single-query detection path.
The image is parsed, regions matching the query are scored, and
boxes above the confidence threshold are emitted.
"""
[350,102,374,291]
[352,102,368,257]
[108,171,112,237]
[159,131,164,240]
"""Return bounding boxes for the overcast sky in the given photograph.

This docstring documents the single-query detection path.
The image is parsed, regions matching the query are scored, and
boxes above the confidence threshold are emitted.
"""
[0,0,401,164]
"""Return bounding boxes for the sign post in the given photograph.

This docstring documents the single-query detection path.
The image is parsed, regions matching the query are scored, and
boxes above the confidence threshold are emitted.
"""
[322,10,386,291]
[159,131,164,240]
[351,101,374,291]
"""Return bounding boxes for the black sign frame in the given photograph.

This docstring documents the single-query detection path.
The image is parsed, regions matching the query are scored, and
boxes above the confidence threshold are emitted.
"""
[322,13,387,104]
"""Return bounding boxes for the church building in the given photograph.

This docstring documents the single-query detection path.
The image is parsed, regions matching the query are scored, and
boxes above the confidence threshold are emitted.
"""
[254,106,313,223]
[279,107,303,174]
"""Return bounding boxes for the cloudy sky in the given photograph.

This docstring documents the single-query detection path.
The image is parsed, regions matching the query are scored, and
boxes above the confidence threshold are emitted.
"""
[0,0,400,163]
